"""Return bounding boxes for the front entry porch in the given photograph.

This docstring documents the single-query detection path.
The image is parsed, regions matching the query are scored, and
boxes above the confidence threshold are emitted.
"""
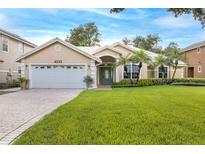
[99,66,113,85]
[97,56,118,86]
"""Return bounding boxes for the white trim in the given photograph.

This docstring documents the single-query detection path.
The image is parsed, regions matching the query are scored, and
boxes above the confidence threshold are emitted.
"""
[0,69,9,73]
[1,36,9,53]
[16,38,101,63]
[197,65,202,73]
[115,58,120,82]
[29,63,88,89]
[93,45,122,55]
[122,65,124,80]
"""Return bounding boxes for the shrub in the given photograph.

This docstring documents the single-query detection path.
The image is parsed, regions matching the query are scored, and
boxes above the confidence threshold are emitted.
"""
[112,78,205,88]
[83,75,94,89]
[171,82,205,86]
[17,77,29,90]
[112,78,172,88]
[173,78,205,83]
[0,81,20,89]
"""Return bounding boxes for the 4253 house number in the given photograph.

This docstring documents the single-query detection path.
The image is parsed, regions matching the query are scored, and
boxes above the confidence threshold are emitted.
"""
[54,60,62,63]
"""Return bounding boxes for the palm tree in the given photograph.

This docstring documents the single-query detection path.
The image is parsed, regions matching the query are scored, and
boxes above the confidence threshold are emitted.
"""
[130,49,151,82]
[165,49,185,81]
[114,54,131,82]
[153,54,170,78]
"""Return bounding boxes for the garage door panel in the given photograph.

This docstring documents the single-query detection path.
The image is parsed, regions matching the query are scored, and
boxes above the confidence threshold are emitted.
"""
[31,65,86,88]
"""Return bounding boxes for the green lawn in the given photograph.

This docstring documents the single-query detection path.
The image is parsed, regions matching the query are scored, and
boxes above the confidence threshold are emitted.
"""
[15,86,205,145]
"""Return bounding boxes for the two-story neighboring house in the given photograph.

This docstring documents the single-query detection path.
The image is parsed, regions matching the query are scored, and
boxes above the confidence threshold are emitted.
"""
[181,40,205,78]
[0,28,36,83]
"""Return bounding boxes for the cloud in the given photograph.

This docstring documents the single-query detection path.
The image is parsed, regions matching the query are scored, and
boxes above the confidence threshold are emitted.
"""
[152,15,196,29]
[23,29,66,35]
[0,13,10,27]
[73,8,123,19]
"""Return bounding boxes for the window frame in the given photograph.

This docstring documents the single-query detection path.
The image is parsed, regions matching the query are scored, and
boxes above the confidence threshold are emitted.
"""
[2,37,9,53]
[158,66,168,78]
[197,47,201,54]
[123,63,139,79]
[198,65,202,73]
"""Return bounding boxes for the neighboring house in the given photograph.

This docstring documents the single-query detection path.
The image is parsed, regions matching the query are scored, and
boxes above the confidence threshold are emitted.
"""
[181,40,205,78]
[0,28,36,83]
[16,37,186,89]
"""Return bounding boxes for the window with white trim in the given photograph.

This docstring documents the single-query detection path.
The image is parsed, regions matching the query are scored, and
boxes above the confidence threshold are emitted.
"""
[2,37,9,52]
[197,47,201,54]
[124,64,139,79]
[158,66,168,78]
[198,66,202,73]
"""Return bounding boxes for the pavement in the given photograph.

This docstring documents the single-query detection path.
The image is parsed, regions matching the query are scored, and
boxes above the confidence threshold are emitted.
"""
[0,89,83,145]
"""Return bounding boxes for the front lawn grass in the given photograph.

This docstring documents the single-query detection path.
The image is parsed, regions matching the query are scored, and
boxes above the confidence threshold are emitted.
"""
[15,86,205,144]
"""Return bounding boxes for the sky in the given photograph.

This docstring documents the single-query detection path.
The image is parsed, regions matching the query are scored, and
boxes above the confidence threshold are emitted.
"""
[0,8,204,48]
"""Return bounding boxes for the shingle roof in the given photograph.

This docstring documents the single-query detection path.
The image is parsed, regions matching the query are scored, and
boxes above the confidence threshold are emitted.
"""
[0,28,36,47]
[181,40,205,53]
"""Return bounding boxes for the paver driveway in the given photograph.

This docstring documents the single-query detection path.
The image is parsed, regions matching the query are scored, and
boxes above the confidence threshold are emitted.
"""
[0,89,83,144]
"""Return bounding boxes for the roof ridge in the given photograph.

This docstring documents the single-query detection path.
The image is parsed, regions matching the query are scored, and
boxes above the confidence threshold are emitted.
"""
[181,39,205,52]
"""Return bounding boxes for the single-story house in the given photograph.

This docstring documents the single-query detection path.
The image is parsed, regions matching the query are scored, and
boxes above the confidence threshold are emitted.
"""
[16,37,186,89]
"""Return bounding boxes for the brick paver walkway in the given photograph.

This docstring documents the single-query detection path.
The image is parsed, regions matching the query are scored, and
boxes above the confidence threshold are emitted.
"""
[0,89,82,144]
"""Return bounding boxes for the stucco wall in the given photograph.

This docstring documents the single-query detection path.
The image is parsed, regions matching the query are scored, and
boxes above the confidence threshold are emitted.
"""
[0,34,34,83]
[23,42,93,79]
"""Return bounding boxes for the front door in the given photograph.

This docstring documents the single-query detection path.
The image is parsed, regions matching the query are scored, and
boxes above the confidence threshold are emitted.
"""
[99,67,113,85]
[188,67,194,78]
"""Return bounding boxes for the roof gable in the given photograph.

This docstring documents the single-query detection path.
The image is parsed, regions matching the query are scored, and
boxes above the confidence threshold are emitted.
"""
[16,38,101,62]
[92,45,122,55]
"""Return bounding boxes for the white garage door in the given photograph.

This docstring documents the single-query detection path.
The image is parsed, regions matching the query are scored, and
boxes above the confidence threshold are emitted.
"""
[31,65,86,88]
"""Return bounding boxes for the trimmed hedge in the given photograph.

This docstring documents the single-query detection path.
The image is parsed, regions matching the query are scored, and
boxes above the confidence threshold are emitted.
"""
[112,79,172,88]
[0,82,20,89]
[171,82,205,86]
[112,78,205,88]
[173,78,205,83]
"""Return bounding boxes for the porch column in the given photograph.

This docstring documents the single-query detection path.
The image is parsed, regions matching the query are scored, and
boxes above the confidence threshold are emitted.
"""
[90,60,97,88]
[115,58,120,82]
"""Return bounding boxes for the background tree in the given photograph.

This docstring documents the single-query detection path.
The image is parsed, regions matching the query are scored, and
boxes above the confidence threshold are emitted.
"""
[122,37,132,45]
[130,50,151,82]
[110,8,205,28]
[132,34,162,53]
[163,42,180,54]
[66,22,101,46]
[168,8,205,28]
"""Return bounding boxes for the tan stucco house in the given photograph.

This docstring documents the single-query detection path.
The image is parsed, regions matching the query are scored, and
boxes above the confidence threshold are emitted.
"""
[0,28,36,83]
[181,40,205,78]
[16,37,186,89]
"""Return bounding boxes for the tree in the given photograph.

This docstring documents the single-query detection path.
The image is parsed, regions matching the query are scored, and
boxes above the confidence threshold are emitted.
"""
[110,8,125,13]
[153,54,170,78]
[114,54,132,83]
[168,8,205,28]
[66,22,101,46]
[132,34,162,53]
[165,48,185,81]
[163,42,180,54]
[110,8,205,28]
[122,37,132,45]
[130,50,151,82]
